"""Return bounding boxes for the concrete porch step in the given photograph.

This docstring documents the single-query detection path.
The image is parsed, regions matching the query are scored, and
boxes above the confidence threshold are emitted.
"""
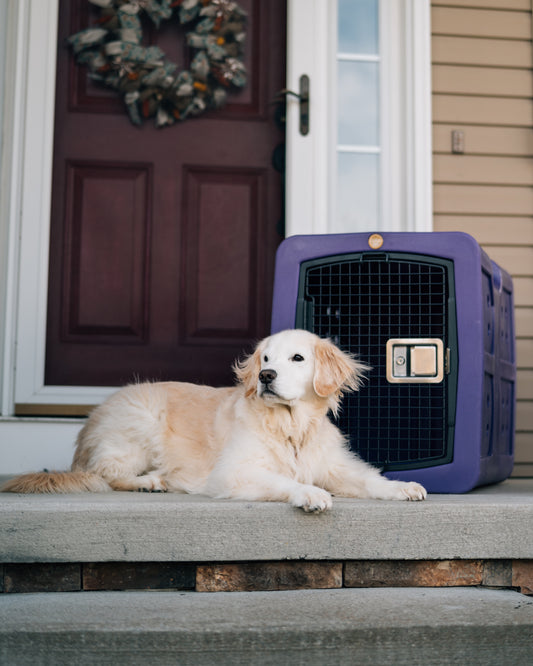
[1,587,533,665]
[1,479,532,563]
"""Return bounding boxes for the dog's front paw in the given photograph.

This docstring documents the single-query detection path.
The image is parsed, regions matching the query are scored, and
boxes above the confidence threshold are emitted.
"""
[398,481,427,501]
[135,473,167,493]
[291,485,332,513]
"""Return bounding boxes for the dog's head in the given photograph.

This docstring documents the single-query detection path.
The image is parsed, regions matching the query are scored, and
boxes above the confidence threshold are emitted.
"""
[234,329,368,413]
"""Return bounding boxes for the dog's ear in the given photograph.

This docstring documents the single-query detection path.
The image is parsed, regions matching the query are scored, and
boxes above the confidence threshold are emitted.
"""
[233,345,262,398]
[313,337,369,401]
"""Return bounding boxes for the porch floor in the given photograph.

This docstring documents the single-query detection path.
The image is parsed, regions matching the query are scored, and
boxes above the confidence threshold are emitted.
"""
[0,478,532,563]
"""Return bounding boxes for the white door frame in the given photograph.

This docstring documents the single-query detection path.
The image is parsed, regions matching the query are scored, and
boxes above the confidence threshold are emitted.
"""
[285,0,433,237]
[1,0,117,415]
[0,0,90,472]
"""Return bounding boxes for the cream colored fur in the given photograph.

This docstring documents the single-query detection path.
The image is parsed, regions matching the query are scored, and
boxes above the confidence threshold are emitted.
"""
[1,330,426,510]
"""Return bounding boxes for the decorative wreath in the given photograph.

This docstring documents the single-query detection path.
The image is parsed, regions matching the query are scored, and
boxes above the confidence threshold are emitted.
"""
[68,0,247,127]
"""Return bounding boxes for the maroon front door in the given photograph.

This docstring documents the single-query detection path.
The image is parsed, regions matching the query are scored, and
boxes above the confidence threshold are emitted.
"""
[45,0,286,389]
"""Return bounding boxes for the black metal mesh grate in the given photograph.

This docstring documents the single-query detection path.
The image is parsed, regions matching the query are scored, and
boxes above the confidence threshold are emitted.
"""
[298,253,452,469]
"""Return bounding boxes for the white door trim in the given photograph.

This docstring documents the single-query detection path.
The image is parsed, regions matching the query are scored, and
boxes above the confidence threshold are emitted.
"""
[0,0,87,473]
[285,0,433,237]
[0,0,116,413]
[285,0,336,236]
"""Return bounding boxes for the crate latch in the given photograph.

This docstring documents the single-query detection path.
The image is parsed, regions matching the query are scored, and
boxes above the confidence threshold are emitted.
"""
[386,338,445,383]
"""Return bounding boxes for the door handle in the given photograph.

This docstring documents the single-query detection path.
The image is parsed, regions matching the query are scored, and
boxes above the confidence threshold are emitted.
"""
[274,74,309,136]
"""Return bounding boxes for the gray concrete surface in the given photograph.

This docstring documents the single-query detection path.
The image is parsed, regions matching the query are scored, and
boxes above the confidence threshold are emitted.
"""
[0,479,532,562]
[1,587,532,665]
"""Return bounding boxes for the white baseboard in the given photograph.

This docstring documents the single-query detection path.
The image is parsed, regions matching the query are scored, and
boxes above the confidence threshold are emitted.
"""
[0,419,84,474]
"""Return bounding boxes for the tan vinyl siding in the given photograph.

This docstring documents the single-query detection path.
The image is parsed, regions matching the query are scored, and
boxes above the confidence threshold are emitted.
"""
[433,127,533,156]
[432,6,532,39]
[431,1,533,477]
[432,0,530,10]
[432,36,531,67]
[433,66,533,97]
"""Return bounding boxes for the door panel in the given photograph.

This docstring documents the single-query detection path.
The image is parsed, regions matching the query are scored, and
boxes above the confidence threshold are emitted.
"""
[45,0,286,389]
[181,166,265,342]
[62,161,151,345]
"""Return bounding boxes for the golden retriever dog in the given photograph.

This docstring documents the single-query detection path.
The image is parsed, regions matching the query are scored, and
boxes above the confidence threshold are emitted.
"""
[1,330,426,510]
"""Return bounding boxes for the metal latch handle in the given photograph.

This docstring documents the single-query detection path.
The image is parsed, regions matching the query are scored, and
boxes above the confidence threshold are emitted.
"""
[274,74,309,136]
[386,338,446,384]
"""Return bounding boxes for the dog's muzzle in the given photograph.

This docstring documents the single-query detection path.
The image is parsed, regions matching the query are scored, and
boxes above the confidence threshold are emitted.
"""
[258,368,290,403]
[259,369,277,386]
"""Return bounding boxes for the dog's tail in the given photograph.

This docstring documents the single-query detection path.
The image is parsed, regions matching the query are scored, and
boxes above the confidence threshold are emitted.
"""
[0,471,111,494]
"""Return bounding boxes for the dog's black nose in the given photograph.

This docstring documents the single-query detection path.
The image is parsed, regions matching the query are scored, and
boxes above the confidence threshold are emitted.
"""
[259,369,277,385]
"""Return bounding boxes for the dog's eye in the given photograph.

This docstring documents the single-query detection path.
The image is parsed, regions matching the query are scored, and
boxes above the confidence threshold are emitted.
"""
[292,354,304,362]
[264,355,269,363]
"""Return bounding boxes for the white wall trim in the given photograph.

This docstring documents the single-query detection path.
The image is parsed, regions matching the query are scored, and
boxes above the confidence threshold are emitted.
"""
[0,0,85,472]
[0,418,84,474]
[0,0,30,416]
[406,0,433,232]
[13,0,59,407]
[380,0,401,233]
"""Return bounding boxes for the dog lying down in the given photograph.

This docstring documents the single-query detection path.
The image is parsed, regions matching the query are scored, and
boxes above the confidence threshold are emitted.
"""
[1,330,426,511]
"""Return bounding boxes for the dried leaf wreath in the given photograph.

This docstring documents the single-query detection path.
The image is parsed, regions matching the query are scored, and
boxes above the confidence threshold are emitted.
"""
[68,0,247,127]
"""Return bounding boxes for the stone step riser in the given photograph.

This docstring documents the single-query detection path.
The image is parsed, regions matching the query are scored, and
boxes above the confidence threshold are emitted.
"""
[1,559,533,595]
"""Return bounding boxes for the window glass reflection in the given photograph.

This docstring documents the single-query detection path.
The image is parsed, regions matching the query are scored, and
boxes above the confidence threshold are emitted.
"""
[338,0,378,54]
[336,153,380,232]
[337,61,379,147]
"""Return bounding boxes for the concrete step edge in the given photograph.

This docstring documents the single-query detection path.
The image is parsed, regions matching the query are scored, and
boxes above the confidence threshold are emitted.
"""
[1,588,533,665]
[1,479,533,562]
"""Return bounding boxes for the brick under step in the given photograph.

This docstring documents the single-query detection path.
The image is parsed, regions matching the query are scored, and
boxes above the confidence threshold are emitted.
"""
[1,559,533,595]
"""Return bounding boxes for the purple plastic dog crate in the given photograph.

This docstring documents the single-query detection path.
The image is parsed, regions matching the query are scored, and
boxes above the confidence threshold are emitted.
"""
[271,232,516,493]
